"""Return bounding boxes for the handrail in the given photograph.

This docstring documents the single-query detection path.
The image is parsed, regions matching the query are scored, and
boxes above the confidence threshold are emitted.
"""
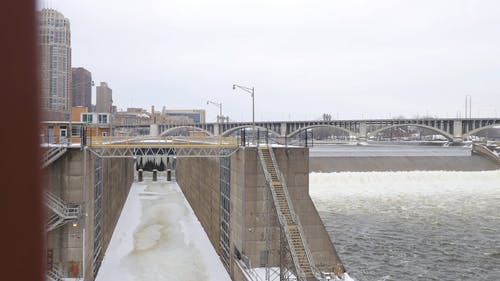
[46,214,64,232]
[258,146,317,281]
[46,264,64,281]
[41,145,68,168]
[237,256,267,281]
[86,135,240,147]
[257,148,305,280]
[45,192,80,232]
[276,167,320,278]
[263,148,304,278]
[267,146,321,280]
[45,192,80,219]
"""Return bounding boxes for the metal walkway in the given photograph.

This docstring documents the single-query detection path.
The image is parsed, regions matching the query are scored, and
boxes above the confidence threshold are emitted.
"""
[86,136,240,158]
[41,145,67,168]
[46,264,64,281]
[45,191,80,232]
[258,146,320,281]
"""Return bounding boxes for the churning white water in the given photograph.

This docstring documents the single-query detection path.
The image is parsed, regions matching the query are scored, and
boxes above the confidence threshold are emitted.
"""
[310,171,500,281]
[96,178,231,281]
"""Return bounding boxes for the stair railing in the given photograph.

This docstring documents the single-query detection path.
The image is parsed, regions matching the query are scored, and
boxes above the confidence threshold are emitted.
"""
[266,146,322,280]
[257,147,309,280]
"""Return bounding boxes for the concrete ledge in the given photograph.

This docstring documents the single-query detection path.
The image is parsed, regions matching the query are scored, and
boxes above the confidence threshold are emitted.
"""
[310,155,500,172]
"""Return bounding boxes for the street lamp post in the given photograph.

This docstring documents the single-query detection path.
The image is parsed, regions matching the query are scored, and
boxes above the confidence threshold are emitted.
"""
[232,84,255,144]
[207,100,223,135]
[207,100,222,123]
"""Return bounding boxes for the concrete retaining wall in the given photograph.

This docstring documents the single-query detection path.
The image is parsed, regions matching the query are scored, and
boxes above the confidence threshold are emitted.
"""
[176,147,343,280]
[100,156,135,266]
[310,155,500,172]
[44,148,134,280]
[175,156,221,253]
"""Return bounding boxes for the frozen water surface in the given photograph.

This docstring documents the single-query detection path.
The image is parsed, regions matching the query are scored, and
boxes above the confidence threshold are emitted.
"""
[96,178,231,281]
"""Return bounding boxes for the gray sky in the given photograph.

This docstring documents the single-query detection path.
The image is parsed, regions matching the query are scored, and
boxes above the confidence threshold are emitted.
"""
[41,0,500,122]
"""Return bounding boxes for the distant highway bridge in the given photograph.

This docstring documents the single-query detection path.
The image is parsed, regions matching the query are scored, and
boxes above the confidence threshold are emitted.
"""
[116,118,500,143]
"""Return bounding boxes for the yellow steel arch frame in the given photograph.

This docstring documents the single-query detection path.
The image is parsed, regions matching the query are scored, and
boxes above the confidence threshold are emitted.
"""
[86,136,240,158]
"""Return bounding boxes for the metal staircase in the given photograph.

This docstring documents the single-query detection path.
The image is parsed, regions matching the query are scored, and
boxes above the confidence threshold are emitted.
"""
[46,264,64,281]
[41,145,67,168]
[258,146,320,281]
[45,191,80,232]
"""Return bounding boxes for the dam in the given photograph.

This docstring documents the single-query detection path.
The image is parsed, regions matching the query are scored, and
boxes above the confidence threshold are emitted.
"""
[43,136,500,281]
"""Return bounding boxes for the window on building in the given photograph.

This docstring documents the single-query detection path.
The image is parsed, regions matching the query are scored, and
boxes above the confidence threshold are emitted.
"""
[82,113,93,123]
[98,114,108,124]
[60,126,67,137]
[71,127,79,137]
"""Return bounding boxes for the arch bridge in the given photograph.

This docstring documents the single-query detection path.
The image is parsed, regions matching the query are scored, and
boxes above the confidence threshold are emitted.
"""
[117,118,500,143]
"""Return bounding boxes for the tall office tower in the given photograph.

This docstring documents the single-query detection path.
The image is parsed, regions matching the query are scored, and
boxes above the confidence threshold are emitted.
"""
[71,67,92,110]
[96,82,113,113]
[39,9,72,121]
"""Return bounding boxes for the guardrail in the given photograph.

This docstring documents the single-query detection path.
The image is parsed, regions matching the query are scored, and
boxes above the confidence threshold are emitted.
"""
[268,147,322,280]
[46,264,64,281]
[85,135,240,147]
[258,146,324,280]
[40,138,70,168]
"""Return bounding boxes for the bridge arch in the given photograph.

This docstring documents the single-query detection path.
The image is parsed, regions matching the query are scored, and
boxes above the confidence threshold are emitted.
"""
[160,126,213,136]
[467,124,500,136]
[368,124,454,140]
[221,125,281,137]
[286,125,356,138]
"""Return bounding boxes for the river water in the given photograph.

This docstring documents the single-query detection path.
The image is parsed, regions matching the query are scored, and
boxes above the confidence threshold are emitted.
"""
[309,145,500,281]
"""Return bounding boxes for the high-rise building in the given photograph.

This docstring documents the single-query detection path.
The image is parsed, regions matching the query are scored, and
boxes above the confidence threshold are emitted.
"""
[71,67,92,110]
[39,9,72,121]
[96,82,113,113]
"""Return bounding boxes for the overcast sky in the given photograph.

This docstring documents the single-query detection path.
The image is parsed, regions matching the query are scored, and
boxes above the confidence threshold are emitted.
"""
[40,0,500,122]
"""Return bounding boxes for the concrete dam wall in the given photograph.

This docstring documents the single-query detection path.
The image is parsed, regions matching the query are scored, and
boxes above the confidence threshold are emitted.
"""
[176,147,343,280]
[310,155,499,172]
[44,148,134,280]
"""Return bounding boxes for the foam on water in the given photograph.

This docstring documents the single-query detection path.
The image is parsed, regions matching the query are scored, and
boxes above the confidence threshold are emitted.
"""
[310,170,500,281]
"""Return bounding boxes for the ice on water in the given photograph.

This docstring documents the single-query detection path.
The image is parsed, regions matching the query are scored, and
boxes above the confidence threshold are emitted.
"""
[96,178,231,281]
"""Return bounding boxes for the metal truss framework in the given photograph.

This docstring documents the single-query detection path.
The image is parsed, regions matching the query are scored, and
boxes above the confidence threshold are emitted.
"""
[86,136,240,158]
[87,145,239,158]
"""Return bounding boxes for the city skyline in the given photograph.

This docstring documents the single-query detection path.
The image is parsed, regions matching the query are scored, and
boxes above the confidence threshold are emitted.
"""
[39,0,500,122]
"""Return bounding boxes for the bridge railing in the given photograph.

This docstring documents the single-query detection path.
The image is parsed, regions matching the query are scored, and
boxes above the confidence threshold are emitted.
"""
[85,135,241,147]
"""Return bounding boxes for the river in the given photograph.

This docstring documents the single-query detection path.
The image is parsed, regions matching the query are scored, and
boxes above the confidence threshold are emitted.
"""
[309,145,500,281]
